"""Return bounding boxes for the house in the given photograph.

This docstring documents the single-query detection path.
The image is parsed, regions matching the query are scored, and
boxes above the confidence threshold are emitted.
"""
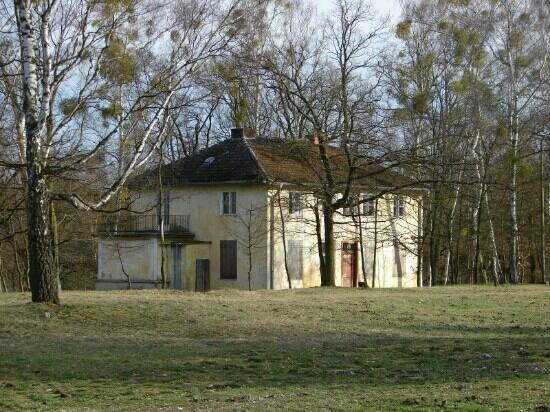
[96,128,423,291]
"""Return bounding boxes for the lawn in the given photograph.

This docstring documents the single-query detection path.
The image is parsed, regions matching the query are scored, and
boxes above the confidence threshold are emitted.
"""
[0,286,549,411]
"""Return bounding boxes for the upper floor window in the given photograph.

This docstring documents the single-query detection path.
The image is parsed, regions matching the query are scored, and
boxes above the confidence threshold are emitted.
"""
[222,192,237,215]
[343,194,359,217]
[362,195,375,216]
[289,192,303,214]
[393,195,406,217]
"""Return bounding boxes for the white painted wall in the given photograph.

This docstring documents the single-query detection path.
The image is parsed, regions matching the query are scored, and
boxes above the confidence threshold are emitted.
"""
[267,189,420,289]
[98,184,420,290]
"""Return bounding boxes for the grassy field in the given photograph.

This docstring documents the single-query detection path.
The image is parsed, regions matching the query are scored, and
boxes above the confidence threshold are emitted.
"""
[0,286,549,411]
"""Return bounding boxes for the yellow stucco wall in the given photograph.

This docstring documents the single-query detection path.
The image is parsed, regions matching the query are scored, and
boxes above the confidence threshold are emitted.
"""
[131,184,269,290]
[96,237,158,289]
[97,184,421,291]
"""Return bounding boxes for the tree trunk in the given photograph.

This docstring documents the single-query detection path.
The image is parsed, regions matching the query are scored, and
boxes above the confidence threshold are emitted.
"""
[0,257,7,293]
[158,139,167,289]
[429,191,440,286]
[540,139,546,284]
[507,37,519,284]
[0,256,7,293]
[16,0,59,304]
[248,208,252,291]
[276,190,292,289]
[417,197,423,287]
[355,212,368,287]
[372,199,379,288]
[115,242,132,290]
[509,127,519,283]
[27,173,59,304]
[314,202,326,285]
[10,237,25,292]
[444,184,461,285]
[473,183,484,285]
[471,130,501,285]
[322,205,336,286]
[50,203,60,289]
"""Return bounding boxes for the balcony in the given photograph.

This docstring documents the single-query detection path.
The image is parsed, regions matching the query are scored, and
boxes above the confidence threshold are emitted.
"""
[97,214,192,236]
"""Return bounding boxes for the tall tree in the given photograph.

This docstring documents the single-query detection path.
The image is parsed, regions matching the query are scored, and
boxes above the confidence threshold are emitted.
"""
[2,0,243,303]
[263,0,396,286]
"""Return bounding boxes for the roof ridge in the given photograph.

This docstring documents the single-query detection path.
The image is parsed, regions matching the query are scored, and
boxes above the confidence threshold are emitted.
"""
[242,138,271,184]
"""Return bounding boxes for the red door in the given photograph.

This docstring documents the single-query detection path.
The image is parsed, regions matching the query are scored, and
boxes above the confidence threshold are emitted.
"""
[341,242,358,287]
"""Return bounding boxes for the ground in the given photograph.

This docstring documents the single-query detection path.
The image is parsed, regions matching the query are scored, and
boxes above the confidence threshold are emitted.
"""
[0,286,549,411]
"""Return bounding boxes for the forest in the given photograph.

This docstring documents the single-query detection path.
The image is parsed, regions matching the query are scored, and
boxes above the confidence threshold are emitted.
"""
[0,0,548,303]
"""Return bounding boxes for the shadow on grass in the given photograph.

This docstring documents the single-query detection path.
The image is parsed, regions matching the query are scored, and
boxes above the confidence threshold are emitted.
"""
[1,331,548,389]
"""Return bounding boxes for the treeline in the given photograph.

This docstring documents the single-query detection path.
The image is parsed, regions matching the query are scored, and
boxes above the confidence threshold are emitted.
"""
[0,0,548,300]
[391,0,549,285]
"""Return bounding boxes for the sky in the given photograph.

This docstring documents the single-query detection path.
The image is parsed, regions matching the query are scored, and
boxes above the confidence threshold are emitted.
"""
[315,0,402,22]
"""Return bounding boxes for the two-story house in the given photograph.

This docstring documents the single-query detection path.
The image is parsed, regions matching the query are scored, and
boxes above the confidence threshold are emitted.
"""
[96,128,423,291]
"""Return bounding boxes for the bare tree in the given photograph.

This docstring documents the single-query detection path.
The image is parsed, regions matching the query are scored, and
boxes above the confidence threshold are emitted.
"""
[1,0,243,303]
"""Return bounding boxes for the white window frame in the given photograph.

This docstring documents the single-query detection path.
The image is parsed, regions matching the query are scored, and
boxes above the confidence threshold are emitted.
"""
[221,191,237,215]
[289,191,303,215]
[393,195,405,217]
[343,204,353,217]
[362,194,375,216]
[343,194,359,217]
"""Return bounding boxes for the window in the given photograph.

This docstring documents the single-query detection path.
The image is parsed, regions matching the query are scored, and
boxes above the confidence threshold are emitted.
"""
[343,205,352,216]
[220,240,237,279]
[288,240,304,281]
[288,192,303,214]
[363,195,375,216]
[222,192,237,215]
[343,195,359,216]
[393,195,405,217]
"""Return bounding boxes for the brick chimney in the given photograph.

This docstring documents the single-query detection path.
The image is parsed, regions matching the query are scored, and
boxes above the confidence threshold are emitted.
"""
[307,132,320,145]
[231,128,244,139]
[243,127,256,139]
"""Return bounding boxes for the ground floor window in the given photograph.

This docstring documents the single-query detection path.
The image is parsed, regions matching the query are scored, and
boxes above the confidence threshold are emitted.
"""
[288,240,304,281]
[220,240,237,279]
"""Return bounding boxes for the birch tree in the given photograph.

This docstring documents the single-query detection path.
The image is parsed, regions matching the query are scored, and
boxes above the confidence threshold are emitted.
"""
[490,0,548,282]
[2,0,243,303]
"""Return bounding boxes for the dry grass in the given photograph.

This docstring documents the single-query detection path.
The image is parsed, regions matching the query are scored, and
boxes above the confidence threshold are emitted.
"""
[0,285,549,411]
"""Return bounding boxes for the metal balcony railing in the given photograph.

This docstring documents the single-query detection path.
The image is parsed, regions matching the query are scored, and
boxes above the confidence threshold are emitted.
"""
[97,214,191,235]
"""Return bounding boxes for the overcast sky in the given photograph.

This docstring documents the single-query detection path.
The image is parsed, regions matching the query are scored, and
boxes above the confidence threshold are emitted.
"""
[315,0,402,21]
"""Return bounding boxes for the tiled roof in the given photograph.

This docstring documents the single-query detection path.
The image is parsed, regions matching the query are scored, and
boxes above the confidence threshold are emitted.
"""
[128,137,411,190]
[247,139,411,188]
[129,138,267,187]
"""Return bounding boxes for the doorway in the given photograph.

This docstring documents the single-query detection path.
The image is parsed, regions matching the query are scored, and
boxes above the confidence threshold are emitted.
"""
[341,242,358,287]
[196,259,210,292]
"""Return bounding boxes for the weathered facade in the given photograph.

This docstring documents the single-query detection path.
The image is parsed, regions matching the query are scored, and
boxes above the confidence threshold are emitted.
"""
[96,130,422,291]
